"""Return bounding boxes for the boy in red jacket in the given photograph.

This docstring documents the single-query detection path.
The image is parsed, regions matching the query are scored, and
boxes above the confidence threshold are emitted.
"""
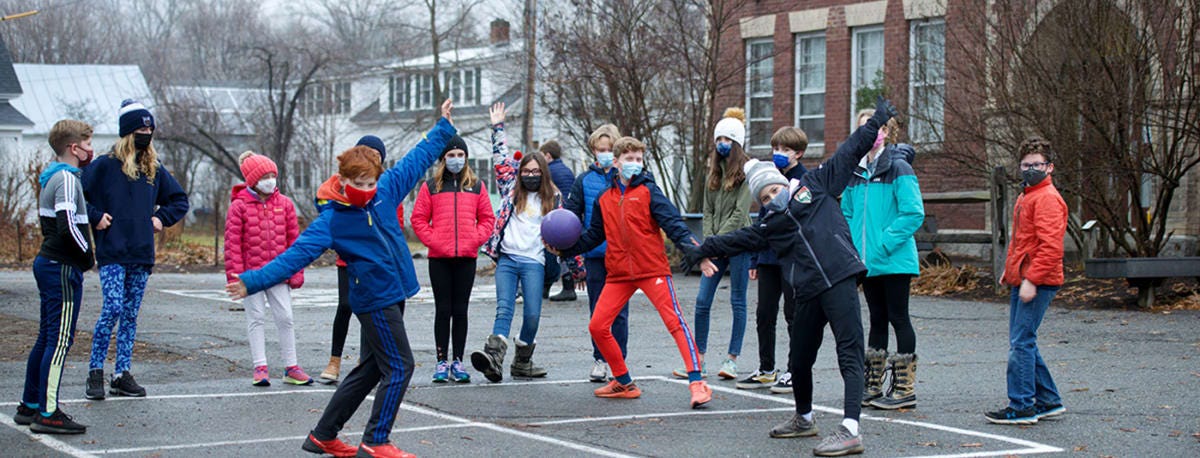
[556,137,717,409]
[986,136,1068,425]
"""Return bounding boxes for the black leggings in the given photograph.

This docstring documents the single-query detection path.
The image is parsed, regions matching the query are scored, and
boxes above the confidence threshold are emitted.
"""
[756,264,794,372]
[862,274,916,354]
[791,275,865,421]
[330,266,354,357]
[429,257,476,361]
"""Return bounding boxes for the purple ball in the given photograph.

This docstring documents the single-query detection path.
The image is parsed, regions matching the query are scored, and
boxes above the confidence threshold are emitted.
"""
[540,208,582,250]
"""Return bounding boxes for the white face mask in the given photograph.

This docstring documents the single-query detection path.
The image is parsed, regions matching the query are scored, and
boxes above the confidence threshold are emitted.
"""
[255,178,277,195]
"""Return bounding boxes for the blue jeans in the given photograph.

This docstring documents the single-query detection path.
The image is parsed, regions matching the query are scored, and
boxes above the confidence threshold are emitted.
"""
[693,253,749,357]
[1007,285,1062,411]
[492,255,544,343]
[585,257,628,361]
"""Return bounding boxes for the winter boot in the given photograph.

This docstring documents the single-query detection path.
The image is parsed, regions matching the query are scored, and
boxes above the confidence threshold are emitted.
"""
[549,279,577,301]
[510,338,548,378]
[318,356,341,385]
[862,348,888,407]
[871,353,917,410]
[470,334,508,383]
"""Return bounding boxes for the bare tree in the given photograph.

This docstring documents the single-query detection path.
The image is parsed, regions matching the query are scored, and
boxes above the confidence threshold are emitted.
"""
[0,0,131,64]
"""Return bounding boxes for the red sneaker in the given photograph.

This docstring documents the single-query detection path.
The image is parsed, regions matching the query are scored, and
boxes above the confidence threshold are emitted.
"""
[357,443,417,458]
[593,380,642,399]
[689,380,713,409]
[301,433,358,458]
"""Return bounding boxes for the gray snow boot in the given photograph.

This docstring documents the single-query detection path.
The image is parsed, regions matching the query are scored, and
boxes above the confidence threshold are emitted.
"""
[510,338,548,378]
[862,348,888,406]
[470,334,508,383]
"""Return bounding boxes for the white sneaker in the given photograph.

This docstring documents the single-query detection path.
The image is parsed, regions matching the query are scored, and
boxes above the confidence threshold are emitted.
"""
[770,371,793,394]
[589,360,609,383]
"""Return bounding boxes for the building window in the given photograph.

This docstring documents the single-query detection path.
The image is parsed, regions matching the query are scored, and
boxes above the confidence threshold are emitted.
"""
[335,81,351,115]
[291,160,312,192]
[388,75,410,112]
[851,26,885,124]
[418,74,434,108]
[744,38,774,154]
[463,68,480,105]
[299,81,352,116]
[794,33,826,153]
[444,70,462,105]
[909,19,945,144]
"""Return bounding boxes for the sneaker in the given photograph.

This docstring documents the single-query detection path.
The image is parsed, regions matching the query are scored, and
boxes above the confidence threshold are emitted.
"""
[357,443,416,458]
[688,381,712,409]
[30,409,87,434]
[770,372,793,394]
[85,369,105,400]
[301,433,358,458]
[813,425,864,456]
[717,359,738,380]
[984,406,1038,425]
[1034,403,1066,420]
[449,360,471,383]
[253,365,270,387]
[13,403,36,426]
[432,360,450,383]
[284,366,314,385]
[672,362,706,379]
[594,380,642,399]
[769,413,819,438]
[589,360,609,383]
[109,371,146,397]
[736,369,778,390]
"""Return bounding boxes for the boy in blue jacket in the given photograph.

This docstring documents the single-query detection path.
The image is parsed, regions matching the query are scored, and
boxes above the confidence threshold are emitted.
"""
[227,100,455,458]
[689,97,897,457]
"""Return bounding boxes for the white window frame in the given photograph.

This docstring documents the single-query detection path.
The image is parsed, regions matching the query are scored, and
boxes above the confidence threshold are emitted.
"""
[908,18,946,145]
[388,75,410,112]
[418,74,433,109]
[444,70,462,105]
[793,32,826,157]
[744,38,775,155]
[851,25,885,128]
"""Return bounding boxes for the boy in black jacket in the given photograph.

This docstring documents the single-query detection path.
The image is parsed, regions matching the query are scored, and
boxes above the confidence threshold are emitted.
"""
[689,97,897,457]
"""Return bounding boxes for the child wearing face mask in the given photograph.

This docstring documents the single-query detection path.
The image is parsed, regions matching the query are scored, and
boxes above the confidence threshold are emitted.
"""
[412,135,496,384]
[224,151,310,387]
[473,102,583,383]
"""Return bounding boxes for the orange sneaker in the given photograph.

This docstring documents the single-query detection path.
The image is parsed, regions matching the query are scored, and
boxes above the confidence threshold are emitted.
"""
[689,380,713,409]
[357,443,416,458]
[594,380,642,399]
[301,433,357,458]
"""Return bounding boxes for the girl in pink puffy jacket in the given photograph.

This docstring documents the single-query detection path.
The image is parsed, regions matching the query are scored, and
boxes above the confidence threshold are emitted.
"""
[412,135,495,383]
[224,151,312,387]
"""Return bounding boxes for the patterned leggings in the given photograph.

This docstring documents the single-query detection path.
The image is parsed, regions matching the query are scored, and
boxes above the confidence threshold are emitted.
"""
[89,264,152,373]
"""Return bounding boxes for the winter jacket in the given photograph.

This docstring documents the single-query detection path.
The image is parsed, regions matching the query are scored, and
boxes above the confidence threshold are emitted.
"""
[82,154,190,266]
[411,173,495,258]
[37,163,94,271]
[224,184,304,288]
[240,117,456,314]
[316,176,406,267]
[694,109,891,303]
[1002,176,1067,287]
[563,164,616,259]
[481,123,585,280]
[702,161,752,237]
[841,144,925,277]
[750,163,808,268]
[548,158,575,197]
[562,172,699,282]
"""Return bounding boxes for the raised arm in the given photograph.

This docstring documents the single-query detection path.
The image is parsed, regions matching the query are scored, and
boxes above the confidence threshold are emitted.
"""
[811,96,896,196]
[378,100,457,204]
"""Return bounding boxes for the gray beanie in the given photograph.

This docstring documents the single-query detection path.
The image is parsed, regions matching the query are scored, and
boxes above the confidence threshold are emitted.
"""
[744,159,788,201]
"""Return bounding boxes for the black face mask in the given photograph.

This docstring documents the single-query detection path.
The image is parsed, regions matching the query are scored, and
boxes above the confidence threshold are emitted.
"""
[521,176,542,192]
[1022,169,1047,187]
[134,132,153,150]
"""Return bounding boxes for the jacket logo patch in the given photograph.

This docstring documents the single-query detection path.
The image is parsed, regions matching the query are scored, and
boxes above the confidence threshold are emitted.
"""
[872,178,882,182]
[794,186,812,204]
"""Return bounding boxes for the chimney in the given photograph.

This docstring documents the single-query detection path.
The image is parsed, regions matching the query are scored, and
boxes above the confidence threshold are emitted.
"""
[490,19,510,45]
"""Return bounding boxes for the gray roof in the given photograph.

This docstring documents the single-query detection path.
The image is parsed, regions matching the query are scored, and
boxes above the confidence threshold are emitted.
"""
[0,101,33,128]
[11,64,154,136]
[0,37,22,97]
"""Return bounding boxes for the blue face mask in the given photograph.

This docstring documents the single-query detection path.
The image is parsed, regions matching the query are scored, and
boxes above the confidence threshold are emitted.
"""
[620,162,642,180]
[772,152,791,169]
[764,187,790,213]
[445,157,466,174]
[716,141,733,157]
[596,152,614,168]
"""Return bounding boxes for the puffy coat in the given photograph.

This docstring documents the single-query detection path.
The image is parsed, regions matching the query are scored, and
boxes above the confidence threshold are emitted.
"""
[564,164,616,259]
[562,172,699,282]
[240,118,456,314]
[411,173,495,258]
[841,143,925,277]
[1002,176,1067,287]
[548,158,575,197]
[225,184,304,287]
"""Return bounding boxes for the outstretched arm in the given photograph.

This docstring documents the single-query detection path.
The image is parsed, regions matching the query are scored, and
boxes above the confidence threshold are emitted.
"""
[560,198,606,259]
[231,211,334,298]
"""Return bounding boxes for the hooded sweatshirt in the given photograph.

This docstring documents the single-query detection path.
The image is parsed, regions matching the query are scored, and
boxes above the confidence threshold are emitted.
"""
[38,162,94,270]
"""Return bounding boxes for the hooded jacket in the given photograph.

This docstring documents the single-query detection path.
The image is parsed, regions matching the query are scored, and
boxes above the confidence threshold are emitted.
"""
[694,108,890,302]
[224,184,303,288]
[239,118,456,314]
[564,163,617,259]
[37,163,94,271]
[1002,176,1067,287]
[840,143,925,277]
[411,171,495,258]
[82,153,189,266]
[750,162,808,268]
[702,160,752,237]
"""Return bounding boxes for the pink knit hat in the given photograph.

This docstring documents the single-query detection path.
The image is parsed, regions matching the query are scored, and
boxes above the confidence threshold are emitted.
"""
[239,151,277,187]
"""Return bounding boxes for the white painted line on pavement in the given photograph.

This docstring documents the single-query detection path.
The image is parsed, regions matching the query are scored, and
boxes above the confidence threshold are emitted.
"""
[528,407,796,426]
[418,377,595,389]
[0,388,339,406]
[88,423,482,455]
[0,414,99,458]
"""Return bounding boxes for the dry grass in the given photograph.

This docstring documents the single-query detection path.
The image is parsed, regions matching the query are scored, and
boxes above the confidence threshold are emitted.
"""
[912,263,984,296]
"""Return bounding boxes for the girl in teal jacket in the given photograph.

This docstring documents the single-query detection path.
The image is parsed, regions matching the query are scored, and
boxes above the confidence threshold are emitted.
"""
[841,111,924,411]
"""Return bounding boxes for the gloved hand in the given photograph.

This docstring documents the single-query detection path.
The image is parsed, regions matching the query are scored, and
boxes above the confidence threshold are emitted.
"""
[871,95,898,127]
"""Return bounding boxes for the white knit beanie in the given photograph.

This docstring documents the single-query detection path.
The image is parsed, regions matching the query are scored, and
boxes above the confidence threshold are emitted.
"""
[713,107,746,147]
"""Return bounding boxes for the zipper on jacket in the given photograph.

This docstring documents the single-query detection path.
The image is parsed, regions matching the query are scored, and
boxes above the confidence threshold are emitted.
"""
[786,211,832,288]
[453,188,460,257]
[861,170,870,264]
[618,190,635,275]
[365,205,405,291]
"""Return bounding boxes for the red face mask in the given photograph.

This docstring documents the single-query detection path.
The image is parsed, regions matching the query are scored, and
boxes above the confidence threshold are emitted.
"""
[344,184,377,208]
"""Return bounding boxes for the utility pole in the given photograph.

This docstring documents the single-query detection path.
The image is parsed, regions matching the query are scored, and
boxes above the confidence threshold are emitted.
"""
[521,0,537,153]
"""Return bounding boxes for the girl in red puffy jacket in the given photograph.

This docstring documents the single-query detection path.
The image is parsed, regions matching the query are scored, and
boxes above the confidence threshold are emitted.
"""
[412,135,495,383]
[224,151,312,387]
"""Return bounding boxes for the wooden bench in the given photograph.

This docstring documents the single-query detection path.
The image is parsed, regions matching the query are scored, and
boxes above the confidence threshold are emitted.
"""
[1084,257,1200,308]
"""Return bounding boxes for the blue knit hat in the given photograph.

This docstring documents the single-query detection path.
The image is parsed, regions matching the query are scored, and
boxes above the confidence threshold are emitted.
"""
[356,135,387,162]
[118,99,155,138]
